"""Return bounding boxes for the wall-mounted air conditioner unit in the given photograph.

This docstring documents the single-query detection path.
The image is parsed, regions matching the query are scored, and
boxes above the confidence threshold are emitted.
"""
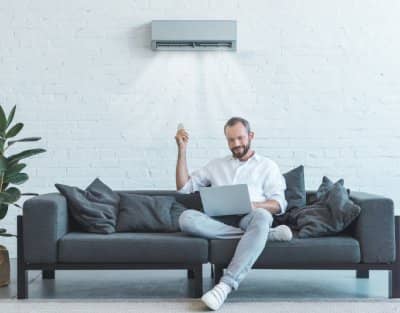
[151,19,237,51]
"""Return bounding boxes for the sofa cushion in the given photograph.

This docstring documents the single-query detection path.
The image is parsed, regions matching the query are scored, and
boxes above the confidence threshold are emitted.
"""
[116,193,186,232]
[58,232,208,263]
[283,165,306,210]
[209,236,360,265]
[55,178,120,234]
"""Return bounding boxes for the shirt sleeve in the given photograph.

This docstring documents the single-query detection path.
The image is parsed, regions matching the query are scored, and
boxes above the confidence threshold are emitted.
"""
[263,161,287,216]
[177,164,212,194]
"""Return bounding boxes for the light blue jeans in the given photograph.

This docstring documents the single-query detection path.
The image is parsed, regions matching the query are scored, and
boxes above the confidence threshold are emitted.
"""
[178,208,273,290]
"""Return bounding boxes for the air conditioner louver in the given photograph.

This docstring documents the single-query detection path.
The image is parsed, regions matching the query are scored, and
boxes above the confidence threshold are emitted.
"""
[151,20,237,51]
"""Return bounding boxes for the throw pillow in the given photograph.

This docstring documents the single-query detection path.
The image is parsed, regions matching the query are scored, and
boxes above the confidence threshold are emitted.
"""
[116,193,186,232]
[283,165,306,210]
[315,176,344,202]
[54,177,120,234]
[297,177,361,238]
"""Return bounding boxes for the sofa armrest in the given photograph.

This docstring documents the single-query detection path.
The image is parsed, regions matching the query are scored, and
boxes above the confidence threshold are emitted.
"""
[350,191,395,263]
[23,193,69,264]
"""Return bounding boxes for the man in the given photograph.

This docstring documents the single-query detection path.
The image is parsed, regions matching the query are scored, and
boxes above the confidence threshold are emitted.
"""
[175,117,292,311]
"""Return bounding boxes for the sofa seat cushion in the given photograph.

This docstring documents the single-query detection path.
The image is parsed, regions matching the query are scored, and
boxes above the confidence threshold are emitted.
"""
[58,232,208,263]
[210,236,360,265]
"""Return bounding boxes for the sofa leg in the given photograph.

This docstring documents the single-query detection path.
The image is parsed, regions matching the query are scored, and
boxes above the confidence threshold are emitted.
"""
[187,269,194,279]
[42,270,55,280]
[17,215,28,299]
[356,270,369,278]
[191,265,203,298]
[214,265,223,286]
[389,269,400,298]
[389,216,400,298]
[17,267,27,299]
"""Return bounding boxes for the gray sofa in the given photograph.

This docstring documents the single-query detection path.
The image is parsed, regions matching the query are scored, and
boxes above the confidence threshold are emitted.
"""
[17,190,400,299]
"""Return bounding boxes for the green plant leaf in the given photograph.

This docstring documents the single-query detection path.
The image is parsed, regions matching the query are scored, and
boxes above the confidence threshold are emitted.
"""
[21,192,39,196]
[0,138,5,152]
[5,122,23,138]
[5,172,28,185]
[0,203,8,219]
[7,137,42,148]
[0,105,7,135]
[0,228,6,233]
[13,203,22,208]
[6,187,21,201]
[0,233,15,237]
[0,187,21,204]
[7,148,46,165]
[7,105,16,128]
[0,154,7,174]
[5,162,26,177]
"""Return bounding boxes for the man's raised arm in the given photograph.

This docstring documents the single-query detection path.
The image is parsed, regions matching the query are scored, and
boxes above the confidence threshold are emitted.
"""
[175,127,190,190]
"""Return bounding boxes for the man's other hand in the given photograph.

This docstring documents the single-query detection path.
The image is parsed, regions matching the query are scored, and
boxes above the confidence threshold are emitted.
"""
[175,128,189,150]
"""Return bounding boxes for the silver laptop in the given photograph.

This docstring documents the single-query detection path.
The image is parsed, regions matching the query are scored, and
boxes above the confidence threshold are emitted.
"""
[199,184,252,217]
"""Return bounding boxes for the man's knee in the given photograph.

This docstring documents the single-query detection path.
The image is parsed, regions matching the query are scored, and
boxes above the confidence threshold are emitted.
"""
[178,209,201,233]
[251,208,273,228]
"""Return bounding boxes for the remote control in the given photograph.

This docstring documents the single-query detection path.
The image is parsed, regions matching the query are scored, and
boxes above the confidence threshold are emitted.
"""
[177,123,185,130]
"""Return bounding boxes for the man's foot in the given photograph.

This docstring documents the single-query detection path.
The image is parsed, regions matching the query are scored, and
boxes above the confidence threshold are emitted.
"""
[201,282,231,311]
[268,225,293,241]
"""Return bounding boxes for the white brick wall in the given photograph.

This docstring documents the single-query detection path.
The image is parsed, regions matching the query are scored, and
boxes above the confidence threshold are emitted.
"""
[1,0,400,258]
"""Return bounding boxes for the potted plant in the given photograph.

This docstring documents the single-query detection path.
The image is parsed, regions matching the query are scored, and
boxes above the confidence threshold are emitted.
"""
[0,104,46,287]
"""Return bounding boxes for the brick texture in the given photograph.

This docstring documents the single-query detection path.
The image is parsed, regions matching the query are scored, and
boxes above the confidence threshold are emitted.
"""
[1,0,399,257]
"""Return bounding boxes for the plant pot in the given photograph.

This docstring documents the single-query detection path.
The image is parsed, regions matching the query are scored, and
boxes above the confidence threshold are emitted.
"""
[0,244,10,287]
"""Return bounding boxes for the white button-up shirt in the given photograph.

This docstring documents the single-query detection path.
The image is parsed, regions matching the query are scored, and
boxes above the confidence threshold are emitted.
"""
[177,152,287,215]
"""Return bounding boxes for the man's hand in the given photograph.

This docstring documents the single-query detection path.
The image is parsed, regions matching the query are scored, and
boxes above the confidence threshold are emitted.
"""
[251,200,281,215]
[175,128,189,150]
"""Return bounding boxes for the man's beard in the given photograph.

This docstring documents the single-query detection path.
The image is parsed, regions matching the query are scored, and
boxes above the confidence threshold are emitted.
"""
[231,142,251,159]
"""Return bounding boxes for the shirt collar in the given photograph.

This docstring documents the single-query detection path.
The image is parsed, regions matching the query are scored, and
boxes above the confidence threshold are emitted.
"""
[229,151,259,162]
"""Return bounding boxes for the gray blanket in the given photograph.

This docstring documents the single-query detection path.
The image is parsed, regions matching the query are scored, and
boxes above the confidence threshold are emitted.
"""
[273,177,361,238]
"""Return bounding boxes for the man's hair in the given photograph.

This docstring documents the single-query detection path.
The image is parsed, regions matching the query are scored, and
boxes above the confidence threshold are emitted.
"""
[224,117,251,134]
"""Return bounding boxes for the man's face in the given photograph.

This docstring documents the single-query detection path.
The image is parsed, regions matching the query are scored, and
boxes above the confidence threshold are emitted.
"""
[225,123,254,159]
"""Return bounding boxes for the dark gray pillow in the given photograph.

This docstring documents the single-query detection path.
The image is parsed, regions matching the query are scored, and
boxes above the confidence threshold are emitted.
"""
[116,193,186,232]
[297,177,361,238]
[308,176,350,205]
[55,178,120,234]
[283,165,306,210]
[315,176,344,203]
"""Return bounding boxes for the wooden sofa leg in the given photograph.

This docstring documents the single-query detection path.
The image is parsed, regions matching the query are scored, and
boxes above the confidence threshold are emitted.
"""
[42,270,55,279]
[356,270,369,278]
[17,215,28,299]
[214,265,223,285]
[192,265,203,298]
[389,216,400,298]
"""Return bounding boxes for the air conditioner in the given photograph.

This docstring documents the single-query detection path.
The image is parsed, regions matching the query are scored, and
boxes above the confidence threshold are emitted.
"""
[151,19,237,51]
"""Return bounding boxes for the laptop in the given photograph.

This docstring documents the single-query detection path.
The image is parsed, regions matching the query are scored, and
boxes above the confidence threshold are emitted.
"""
[199,184,252,217]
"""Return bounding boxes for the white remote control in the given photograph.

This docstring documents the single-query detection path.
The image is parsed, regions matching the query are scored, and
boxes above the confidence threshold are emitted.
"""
[177,123,185,130]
